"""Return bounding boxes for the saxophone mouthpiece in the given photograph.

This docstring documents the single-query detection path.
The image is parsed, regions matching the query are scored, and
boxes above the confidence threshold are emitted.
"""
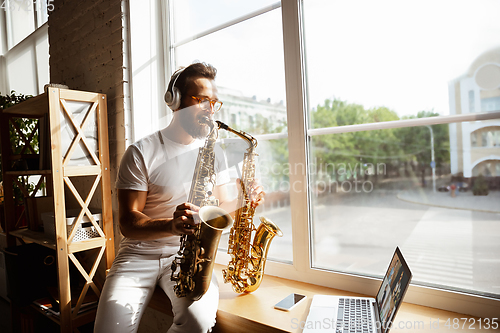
[215,120,229,130]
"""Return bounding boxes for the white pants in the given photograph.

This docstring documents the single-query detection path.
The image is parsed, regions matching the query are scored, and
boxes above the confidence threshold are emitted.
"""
[94,242,218,333]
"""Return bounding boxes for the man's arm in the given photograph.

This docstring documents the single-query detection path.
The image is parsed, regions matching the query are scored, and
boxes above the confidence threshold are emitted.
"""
[118,189,197,240]
[215,179,265,218]
[214,183,236,218]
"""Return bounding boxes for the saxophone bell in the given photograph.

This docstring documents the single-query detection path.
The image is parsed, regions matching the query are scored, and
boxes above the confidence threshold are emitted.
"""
[198,206,233,232]
[185,206,232,300]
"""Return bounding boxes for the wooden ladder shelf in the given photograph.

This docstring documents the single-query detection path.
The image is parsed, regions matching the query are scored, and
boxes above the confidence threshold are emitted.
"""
[0,88,115,332]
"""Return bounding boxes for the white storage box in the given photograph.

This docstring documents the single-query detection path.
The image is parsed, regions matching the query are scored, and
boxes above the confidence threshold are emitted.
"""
[42,209,102,242]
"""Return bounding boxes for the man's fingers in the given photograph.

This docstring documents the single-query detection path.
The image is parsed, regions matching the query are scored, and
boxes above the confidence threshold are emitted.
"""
[173,216,196,235]
[176,202,200,212]
[251,196,265,208]
[180,216,196,227]
[173,209,198,219]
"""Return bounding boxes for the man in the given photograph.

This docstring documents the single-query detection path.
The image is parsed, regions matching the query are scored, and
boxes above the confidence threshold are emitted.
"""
[94,62,264,332]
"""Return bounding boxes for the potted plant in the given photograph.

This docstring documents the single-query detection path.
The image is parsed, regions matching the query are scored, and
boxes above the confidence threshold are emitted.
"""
[0,91,36,230]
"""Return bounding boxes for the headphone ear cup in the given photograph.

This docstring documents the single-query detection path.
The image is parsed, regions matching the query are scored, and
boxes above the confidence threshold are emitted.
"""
[165,67,185,110]
[165,87,181,110]
[164,90,174,105]
[170,87,181,110]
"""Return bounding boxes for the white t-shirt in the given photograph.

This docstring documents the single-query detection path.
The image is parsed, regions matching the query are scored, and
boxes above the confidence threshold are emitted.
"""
[116,128,230,250]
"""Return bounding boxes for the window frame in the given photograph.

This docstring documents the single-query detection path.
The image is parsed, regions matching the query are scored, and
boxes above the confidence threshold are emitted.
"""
[163,0,500,318]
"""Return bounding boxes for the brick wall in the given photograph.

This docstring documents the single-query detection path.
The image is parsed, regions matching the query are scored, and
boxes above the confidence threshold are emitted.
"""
[48,0,128,248]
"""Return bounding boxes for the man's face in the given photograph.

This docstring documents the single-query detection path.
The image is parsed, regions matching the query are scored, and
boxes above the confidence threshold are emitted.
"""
[177,77,218,139]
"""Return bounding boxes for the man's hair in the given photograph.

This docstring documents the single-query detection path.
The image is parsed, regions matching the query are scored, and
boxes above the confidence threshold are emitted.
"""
[167,62,217,108]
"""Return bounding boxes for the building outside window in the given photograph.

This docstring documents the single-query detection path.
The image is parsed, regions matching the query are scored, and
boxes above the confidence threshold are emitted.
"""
[469,90,475,113]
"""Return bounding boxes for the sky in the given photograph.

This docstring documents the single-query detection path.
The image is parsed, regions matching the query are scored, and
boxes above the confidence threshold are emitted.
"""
[172,0,500,118]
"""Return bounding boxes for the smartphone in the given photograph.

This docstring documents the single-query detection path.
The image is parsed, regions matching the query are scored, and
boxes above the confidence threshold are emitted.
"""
[274,293,307,311]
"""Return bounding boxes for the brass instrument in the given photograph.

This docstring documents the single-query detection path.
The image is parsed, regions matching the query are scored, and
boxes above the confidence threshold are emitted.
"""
[170,119,233,300]
[218,121,283,293]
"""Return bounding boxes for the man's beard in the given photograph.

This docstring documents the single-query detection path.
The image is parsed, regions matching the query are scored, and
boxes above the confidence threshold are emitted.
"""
[178,107,210,139]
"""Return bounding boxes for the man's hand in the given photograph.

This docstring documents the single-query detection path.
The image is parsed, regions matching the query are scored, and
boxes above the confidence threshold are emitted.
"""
[171,202,199,235]
[237,178,266,208]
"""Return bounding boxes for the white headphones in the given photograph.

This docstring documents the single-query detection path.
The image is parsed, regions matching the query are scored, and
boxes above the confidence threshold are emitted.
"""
[164,67,186,110]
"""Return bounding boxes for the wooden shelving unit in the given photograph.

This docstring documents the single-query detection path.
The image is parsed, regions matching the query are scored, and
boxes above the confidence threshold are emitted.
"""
[0,88,115,332]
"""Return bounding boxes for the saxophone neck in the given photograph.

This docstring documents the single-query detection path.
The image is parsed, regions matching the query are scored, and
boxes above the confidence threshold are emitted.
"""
[201,118,219,147]
[216,121,257,152]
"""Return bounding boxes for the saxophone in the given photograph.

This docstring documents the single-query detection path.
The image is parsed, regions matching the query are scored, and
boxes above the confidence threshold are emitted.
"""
[218,122,283,293]
[170,119,233,300]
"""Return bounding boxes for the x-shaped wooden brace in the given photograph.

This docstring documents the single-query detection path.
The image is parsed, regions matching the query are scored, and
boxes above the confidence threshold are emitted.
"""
[60,99,100,167]
[68,246,105,318]
[63,174,105,243]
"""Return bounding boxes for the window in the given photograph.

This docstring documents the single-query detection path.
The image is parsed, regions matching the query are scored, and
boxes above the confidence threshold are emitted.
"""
[471,132,477,147]
[5,1,35,48]
[4,0,49,49]
[1,0,50,95]
[168,0,292,263]
[471,128,500,148]
[303,0,500,304]
[161,0,500,316]
[469,90,475,113]
[481,95,500,112]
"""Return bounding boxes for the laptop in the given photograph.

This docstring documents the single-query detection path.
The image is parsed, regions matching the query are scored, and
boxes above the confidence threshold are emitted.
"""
[303,247,412,333]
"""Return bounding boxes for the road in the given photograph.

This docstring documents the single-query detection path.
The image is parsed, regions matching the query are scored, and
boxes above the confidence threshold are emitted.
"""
[254,187,500,298]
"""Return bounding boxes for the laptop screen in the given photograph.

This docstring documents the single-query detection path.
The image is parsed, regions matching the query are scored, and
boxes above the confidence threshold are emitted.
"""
[375,247,412,333]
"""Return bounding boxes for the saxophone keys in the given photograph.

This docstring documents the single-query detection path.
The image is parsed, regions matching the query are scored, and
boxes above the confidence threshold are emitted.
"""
[222,269,230,283]
[247,276,257,286]
[236,281,246,292]
[196,247,205,256]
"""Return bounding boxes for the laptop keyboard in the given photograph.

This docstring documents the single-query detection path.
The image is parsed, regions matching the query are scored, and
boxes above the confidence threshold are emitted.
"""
[336,298,374,333]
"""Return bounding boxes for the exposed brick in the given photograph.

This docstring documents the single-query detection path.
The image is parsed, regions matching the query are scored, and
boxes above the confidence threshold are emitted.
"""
[48,0,127,234]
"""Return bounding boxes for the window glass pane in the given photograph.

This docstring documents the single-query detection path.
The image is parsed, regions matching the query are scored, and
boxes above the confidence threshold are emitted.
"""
[303,0,500,125]
[6,1,36,48]
[309,120,500,297]
[481,93,500,112]
[172,8,291,263]
[35,33,49,94]
[6,47,36,95]
[171,0,278,42]
[36,0,49,27]
[469,90,476,113]
[0,13,4,55]
[220,137,291,263]
[174,11,287,132]
[304,0,500,297]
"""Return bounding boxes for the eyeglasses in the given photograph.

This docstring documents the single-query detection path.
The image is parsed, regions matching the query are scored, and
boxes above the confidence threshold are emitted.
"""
[191,96,223,112]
